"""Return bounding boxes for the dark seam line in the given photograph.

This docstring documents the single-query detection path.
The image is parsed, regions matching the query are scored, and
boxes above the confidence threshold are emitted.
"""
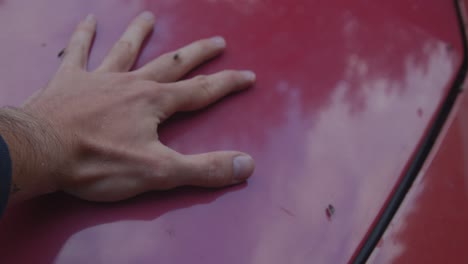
[352,0,468,263]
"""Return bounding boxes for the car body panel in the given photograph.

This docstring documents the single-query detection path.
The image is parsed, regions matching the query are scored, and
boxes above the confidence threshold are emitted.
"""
[369,2,468,262]
[0,0,463,263]
[368,83,468,264]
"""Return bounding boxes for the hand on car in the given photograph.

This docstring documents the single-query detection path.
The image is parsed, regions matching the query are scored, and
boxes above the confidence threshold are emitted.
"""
[0,11,255,203]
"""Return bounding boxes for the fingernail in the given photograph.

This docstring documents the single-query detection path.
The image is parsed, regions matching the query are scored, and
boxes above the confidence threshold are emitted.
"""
[241,70,256,82]
[211,36,226,48]
[233,155,254,181]
[140,11,155,21]
[85,14,95,23]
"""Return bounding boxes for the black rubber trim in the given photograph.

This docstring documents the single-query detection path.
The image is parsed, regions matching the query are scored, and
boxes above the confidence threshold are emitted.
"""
[0,134,12,218]
[352,1,468,263]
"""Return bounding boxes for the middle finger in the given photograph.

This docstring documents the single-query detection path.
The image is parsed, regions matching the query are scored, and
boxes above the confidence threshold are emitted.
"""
[97,11,155,72]
[135,37,226,83]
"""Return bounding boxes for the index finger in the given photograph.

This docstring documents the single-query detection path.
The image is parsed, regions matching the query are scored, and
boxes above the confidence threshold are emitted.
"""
[159,70,256,118]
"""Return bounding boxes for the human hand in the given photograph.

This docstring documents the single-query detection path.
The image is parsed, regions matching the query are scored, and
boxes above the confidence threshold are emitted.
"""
[3,11,255,202]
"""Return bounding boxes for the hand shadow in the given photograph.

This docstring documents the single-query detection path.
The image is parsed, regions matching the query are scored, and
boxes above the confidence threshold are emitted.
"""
[0,184,246,263]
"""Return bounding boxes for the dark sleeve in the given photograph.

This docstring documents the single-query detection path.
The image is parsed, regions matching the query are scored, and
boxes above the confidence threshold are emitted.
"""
[0,134,12,217]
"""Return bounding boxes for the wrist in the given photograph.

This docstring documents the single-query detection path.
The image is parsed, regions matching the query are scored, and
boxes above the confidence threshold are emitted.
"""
[0,107,65,202]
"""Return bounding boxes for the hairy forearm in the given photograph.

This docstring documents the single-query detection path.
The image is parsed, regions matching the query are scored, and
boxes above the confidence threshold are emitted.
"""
[0,107,62,203]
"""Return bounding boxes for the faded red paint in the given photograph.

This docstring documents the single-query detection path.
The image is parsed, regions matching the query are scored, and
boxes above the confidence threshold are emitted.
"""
[0,0,464,263]
[370,2,468,262]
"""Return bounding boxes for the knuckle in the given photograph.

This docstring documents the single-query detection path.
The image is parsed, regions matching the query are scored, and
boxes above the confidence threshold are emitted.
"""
[152,84,170,100]
[146,84,173,111]
[115,40,133,53]
[134,80,158,97]
[195,75,212,96]
[135,67,164,82]
[124,71,140,81]
[109,40,137,68]
[205,159,229,185]
[149,155,179,188]
[155,159,171,179]
[195,74,208,84]
[121,74,141,87]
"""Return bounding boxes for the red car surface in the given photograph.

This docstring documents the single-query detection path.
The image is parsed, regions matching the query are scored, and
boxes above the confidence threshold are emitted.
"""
[0,0,467,263]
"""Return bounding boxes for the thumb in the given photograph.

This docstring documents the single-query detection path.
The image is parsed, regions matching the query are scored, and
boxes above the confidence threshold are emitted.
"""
[178,151,255,187]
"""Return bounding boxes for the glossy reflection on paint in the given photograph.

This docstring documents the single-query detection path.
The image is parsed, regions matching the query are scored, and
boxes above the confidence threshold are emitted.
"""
[0,0,463,263]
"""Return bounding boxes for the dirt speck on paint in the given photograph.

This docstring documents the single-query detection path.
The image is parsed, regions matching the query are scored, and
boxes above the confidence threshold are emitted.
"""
[58,48,65,58]
[280,206,295,217]
[326,204,335,220]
